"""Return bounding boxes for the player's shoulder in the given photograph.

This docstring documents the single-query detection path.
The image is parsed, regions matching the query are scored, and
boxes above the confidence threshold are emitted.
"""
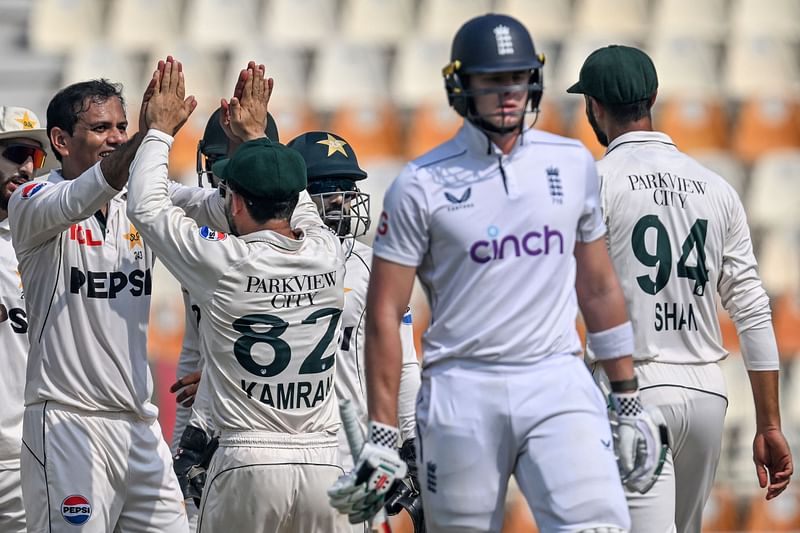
[523,128,589,153]
[349,239,373,266]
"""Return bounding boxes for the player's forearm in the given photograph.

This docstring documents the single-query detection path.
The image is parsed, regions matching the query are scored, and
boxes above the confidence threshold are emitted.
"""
[99,131,146,190]
[749,369,783,431]
[365,316,404,427]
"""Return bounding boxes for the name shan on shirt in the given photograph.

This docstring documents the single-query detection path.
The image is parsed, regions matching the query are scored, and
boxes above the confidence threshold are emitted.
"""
[627,172,707,209]
[243,270,338,309]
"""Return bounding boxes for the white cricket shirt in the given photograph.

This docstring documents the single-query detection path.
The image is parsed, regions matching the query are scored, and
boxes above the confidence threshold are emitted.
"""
[9,160,227,419]
[128,131,346,435]
[336,238,419,462]
[373,121,606,366]
[596,131,777,368]
[0,217,27,467]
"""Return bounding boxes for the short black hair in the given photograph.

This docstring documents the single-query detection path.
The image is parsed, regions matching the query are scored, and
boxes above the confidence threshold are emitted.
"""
[231,186,299,225]
[603,98,653,125]
[46,79,125,161]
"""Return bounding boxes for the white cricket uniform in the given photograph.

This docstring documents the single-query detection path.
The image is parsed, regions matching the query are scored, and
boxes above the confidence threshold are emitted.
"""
[374,121,629,533]
[335,238,420,471]
[171,287,203,532]
[127,130,350,533]
[593,131,779,533]
[0,217,27,532]
[9,161,226,533]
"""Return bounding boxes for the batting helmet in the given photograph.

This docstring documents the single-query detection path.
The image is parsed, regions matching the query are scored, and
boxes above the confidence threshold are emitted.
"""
[287,131,370,239]
[442,13,545,131]
[196,108,279,187]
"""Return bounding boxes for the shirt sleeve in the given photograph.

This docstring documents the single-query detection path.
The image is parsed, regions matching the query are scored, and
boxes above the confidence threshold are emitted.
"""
[576,150,607,243]
[717,193,779,369]
[8,164,119,256]
[291,190,326,231]
[372,165,430,267]
[168,182,229,232]
[398,307,420,442]
[127,129,241,305]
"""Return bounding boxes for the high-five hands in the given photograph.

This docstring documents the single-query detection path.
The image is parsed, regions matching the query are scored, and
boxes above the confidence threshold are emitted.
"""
[144,56,198,137]
[220,61,273,145]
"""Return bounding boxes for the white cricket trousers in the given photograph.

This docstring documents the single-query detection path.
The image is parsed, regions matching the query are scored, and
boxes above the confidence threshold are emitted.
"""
[197,431,350,533]
[21,402,189,533]
[627,361,726,533]
[417,354,630,533]
[0,467,25,532]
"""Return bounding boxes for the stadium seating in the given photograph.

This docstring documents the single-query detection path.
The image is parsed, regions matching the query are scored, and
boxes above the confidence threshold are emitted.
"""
[495,0,572,42]
[651,0,728,42]
[183,0,259,52]
[567,100,606,160]
[692,150,748,199]
[657,98,729,153]
[404,103,462,160]
[416,0,491,41]
[340,0,415,46]
[260,0,337,49]
[327,103,404,162]
[731,97,800,164]
[743,488,800,531]
[745,150,800,230]
[28,0,106,53]
[723,35,800,99]
[648,36,721,99]
[108,0,183,53]
[572,0,649,41]
[729,0,800,41]
[391,38,451,109]
[701,488,741,531]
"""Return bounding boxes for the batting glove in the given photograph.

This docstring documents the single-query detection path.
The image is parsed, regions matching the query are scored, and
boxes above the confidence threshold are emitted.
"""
[609,391,669,494]
[328,422,408,524]
[172,425,208,501]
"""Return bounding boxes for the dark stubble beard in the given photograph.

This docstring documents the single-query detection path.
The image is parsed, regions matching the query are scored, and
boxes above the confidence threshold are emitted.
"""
[224,202,240,237]
[587,105,609,147]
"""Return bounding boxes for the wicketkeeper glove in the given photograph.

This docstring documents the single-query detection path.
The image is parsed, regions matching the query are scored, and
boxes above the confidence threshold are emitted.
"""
[173,425,208,501]
[609,391,669,494]
[328,422,408,524]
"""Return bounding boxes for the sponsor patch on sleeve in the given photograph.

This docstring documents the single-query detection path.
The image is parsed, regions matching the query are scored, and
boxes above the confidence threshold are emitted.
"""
[402,309,413,325]
[20,182,49,199]
[199,226,227,241]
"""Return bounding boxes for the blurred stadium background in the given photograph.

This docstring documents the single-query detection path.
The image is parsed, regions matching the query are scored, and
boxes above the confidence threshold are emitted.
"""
[2,0,799,530]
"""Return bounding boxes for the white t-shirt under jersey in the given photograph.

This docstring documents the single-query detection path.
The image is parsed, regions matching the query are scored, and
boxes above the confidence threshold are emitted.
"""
[596,131,777,369]
[373,121,606,367]
[128,130,346,436]
[0,218,27,468]
[9,161,227,420]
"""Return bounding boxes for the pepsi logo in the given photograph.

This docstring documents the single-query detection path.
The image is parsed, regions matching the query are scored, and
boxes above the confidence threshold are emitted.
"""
[61,494,92,525]
[20,182,47,199]
[199,226,227,241]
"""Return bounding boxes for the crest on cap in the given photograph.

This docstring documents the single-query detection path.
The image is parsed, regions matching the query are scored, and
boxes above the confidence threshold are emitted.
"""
[0,106,56,172]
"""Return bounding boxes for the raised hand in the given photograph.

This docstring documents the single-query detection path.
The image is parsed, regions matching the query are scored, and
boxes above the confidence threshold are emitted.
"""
[220,61,273,144]
[145,56,197,136]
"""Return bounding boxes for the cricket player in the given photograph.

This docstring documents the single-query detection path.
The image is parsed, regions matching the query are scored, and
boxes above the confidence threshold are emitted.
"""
[8,61,238,532]
[288,131,424,531]
[170,106,280,532]
[568,45,793,533]
[0,105,53,532]
[329,14,664,533]
[127,61,349,532]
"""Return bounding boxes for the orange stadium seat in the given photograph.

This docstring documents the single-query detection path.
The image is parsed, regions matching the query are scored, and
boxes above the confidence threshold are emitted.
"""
[404,103,463,160]
[772,293,800,359]
[657,98,729,153]
[269,106,324,145]
[702,487,741,532]
[501,494,539,533]
[328,104,404,162]
[743,488,800,531]
[532,100,566,136]
[731,97,800,164]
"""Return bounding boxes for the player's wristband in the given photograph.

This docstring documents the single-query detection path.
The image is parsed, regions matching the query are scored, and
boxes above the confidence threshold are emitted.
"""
[587,321,634,360]
[609,390,644,417]
[610,376,639,393]
[367,421,400,449]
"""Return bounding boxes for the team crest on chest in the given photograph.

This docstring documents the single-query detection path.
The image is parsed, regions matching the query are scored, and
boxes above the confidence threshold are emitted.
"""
[546,166,563,204]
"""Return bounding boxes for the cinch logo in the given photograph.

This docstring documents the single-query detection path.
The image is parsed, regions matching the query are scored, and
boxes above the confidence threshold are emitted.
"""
[199,226,227,241]
[20,182,47,199]
[61,495,92,525]
[469,225,564,263]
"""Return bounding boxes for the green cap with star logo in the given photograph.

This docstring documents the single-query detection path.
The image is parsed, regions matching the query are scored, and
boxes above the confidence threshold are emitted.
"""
[286,131,367,182]
[212,138,307,200]
[567,45,658,105]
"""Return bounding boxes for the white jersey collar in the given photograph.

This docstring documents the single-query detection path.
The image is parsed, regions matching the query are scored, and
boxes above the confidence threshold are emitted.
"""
[458,120,530,156]
[605,130,677,156]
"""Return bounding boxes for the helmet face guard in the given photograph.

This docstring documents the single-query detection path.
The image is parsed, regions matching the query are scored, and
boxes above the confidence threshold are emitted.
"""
[308,179,371,239]
[445,74,544,132]
[196,141,225,188]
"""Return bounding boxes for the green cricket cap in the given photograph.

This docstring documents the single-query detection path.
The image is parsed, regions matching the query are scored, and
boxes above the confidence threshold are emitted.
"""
[212,138,307,200]
[567,45,658,104]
